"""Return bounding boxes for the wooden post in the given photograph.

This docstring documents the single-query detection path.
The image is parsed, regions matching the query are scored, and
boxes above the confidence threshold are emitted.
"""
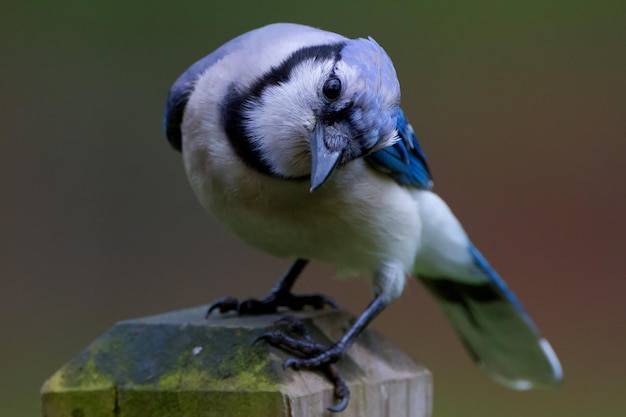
[41,306,432,417]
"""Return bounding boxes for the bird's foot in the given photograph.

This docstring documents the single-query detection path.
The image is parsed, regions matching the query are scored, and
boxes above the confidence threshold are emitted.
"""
[255,316,350,412]
[206,291,338,317]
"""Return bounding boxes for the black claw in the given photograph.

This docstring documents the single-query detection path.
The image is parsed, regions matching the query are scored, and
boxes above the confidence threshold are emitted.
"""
[283,358,299,370]
[252,333,272,345]
[323,297,340,309]
[328,395,349,413]
[274,315,308,336]
[205,296,238,317]
[326,364,350,412]
[274,315,303,326]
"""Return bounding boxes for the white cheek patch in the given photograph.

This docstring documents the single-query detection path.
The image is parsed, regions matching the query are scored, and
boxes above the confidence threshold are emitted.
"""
[243,60,336,178]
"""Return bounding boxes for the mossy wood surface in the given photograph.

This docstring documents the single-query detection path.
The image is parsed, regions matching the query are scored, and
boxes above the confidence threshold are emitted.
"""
[41,306,431,417]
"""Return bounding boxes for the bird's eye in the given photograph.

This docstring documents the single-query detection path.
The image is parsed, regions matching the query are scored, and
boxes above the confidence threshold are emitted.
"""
[322,77,342,100]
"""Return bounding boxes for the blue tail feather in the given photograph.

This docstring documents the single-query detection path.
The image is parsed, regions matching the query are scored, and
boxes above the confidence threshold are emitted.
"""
[419,244,563,389]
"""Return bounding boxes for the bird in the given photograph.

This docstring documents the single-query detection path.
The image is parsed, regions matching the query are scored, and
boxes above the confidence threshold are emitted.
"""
[164,22,563,411]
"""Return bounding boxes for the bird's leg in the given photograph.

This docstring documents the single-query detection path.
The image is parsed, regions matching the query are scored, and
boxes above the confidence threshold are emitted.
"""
[255,316,350,412]
[255,295,388,411]
[206,259,338,317]
[281,295,387,368]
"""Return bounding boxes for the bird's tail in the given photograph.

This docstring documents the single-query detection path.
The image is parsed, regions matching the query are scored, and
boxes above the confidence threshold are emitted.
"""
[414,191,563,389]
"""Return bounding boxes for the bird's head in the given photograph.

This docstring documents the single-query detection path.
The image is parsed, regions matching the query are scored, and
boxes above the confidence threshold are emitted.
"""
[227,37,401,191]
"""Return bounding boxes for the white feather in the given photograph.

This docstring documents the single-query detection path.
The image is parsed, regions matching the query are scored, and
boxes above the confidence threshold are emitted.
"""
[413,191,486,282]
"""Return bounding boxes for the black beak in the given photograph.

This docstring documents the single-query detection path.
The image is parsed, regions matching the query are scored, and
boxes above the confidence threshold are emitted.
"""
[309,124,342,192]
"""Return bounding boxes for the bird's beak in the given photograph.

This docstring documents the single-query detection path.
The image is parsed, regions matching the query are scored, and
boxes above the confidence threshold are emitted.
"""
[309,123,342,192]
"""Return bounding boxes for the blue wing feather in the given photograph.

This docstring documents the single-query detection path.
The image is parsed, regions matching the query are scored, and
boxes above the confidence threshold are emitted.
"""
[367,108,433,189]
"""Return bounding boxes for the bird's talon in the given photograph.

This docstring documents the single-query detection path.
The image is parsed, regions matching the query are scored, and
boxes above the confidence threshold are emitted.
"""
[274,315,307,335]
[328,395,349,413]
[283,358,299,370]
[205,297,238,317]
[205,305,219,318]
[252,333,272,345]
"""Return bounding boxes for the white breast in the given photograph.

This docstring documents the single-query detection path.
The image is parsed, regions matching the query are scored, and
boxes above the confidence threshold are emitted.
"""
[184,133,421,275]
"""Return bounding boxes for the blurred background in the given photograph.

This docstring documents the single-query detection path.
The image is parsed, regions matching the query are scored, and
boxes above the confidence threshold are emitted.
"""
[1,1,624,416]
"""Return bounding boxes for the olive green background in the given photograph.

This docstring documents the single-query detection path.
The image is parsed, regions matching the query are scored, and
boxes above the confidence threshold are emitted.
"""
[2,1,624,416]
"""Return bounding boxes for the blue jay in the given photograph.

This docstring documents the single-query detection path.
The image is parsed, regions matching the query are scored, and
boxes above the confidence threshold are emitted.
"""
[164,23,562,411]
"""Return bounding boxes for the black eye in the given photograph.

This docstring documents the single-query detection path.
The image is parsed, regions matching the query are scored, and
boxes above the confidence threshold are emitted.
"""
[322,76,342,100]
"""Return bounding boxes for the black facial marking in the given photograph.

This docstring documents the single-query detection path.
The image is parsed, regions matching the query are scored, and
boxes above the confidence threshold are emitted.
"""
[248,43,345,101]
[319,103,352,125]
[222,42,346,177]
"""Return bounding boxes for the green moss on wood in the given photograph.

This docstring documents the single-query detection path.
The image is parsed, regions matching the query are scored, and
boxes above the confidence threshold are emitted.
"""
[42,317,285,417]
